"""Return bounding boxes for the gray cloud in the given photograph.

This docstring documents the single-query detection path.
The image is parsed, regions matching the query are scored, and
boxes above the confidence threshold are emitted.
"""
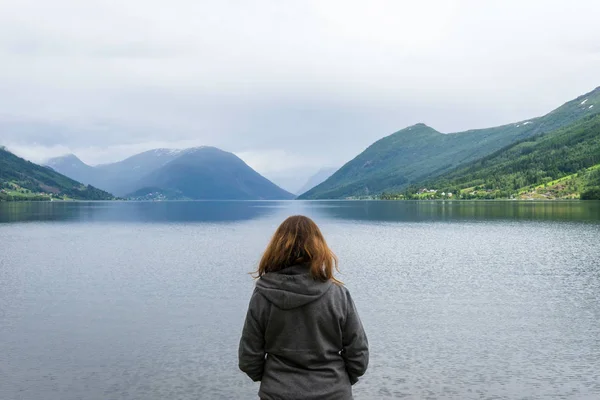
[1,0,599,188]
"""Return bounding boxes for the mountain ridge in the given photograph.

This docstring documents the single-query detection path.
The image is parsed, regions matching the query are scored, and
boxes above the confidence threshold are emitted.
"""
[47,146,294,200]
[130,147,294,200]
[300,86,600,199]
[296,167,338,196]
[397,113,600,200]
[1,147,114,201]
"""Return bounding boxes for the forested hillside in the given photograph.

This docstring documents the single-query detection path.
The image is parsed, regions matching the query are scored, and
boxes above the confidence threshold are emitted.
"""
[301,86,600,199]
[0,147,114,201]
[394,114,600,200]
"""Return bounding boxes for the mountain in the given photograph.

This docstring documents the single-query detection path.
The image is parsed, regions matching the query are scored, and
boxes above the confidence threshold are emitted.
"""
[95,148,186,195]
[47,148,185,196]
[46,153,99,185]
[296,167,338,195]
[48,147,295,200]
[300,86,600,199]
[130,147,295,200]
[0,147,114,201]
[400,113,600,200]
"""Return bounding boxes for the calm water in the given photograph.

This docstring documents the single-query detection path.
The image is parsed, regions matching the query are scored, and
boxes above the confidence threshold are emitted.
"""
[1,201,600,400]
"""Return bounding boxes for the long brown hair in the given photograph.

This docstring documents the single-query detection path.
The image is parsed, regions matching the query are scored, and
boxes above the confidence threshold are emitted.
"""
[255,215,341,283]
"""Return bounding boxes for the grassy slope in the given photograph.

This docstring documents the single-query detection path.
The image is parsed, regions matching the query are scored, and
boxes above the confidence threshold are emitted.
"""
[401,114,600,200]
[300,86,600,199]
[0,147,115,201]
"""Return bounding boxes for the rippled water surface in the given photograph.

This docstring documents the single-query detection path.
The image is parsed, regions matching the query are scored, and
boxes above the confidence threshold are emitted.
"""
[1,201,600,399]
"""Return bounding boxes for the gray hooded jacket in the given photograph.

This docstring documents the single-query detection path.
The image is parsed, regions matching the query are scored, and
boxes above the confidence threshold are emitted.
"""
[238,264,369,400]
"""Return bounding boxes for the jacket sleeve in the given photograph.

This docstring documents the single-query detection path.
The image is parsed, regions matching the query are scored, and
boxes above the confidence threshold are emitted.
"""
[341,288,369,385]
[238,289,266,382]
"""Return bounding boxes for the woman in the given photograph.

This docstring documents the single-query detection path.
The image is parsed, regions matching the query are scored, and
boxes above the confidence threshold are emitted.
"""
[239,215,369,400]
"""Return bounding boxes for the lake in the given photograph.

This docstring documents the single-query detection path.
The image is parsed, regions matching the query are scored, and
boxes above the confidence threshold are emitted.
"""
[1,200,600,399]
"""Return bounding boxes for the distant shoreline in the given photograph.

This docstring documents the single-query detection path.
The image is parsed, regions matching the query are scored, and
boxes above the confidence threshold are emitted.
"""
[2,198,598,203]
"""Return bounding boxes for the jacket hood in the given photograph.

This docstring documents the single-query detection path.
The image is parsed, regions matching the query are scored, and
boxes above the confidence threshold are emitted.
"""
[256,264,333,310]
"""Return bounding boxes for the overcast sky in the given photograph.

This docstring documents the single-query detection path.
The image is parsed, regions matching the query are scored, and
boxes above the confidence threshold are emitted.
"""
[1,0,599,191]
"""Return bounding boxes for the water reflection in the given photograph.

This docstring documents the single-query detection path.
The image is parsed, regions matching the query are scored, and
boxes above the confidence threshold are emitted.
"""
[0,201,282,224]
[1,200,600,224]
[313,200,600,223]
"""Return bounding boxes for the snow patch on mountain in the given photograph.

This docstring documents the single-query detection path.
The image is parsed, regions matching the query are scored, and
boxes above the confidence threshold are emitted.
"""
[152,148,184,156]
